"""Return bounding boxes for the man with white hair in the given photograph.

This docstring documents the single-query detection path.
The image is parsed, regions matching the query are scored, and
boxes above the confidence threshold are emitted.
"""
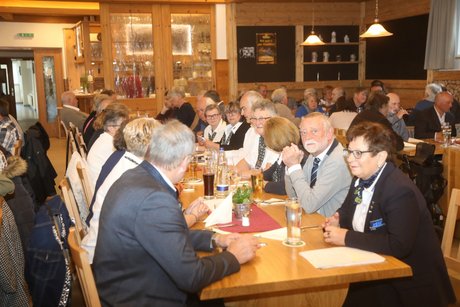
[282,113,351,217]
[271,88,300,125]
[408,83,443,125]
[61,91,88,131]
[93,120,259,306]
[167,87,195,127]
[386,93,409,141]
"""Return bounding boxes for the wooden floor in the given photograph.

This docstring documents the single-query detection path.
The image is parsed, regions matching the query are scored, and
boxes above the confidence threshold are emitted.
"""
[45,136,460,307]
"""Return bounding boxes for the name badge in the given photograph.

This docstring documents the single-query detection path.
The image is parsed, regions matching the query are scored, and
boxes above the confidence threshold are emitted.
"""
[369,218,385,231]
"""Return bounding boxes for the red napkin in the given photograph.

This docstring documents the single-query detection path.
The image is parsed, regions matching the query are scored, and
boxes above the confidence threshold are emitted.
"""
[217,204,281,233]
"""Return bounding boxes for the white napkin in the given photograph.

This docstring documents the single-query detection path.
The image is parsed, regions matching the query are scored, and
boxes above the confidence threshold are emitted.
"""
[403,142,416,149]
[254,227,286,241]
[204,193,233,227]
[408,137,424,143]
[300,247,385,269]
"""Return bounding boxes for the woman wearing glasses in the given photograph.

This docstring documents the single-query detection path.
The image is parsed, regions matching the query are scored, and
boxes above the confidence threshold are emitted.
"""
[323,121,455,307]
[199,104,226,147]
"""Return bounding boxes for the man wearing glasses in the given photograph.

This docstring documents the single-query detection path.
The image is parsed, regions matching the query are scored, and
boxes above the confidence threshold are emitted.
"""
[283,112,351,217]
[236,98,278,176]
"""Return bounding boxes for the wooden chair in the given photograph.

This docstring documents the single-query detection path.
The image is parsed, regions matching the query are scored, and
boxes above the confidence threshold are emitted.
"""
[442,188,460,278]
[12,139,22,156]
[59,178,86,242]
[75,131,88,160]
[68,227,101,307]
[77,161,93,208]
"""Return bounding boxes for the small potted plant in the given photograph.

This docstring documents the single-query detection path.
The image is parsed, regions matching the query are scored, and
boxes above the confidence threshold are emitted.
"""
[232,185,252,219]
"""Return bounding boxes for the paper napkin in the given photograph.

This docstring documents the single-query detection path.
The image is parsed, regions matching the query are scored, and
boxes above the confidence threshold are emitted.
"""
[204,193,233,227]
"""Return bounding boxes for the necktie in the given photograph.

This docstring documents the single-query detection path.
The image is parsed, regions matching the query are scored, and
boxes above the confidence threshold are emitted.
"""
[353,170,380,205]
[208,131,216,141]
[222,130,233,145]
[310,157,320,188]
[255,136,266,169]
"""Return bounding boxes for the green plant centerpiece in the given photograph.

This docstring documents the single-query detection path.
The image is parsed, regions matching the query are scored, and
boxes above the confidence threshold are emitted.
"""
[232,184,252,204]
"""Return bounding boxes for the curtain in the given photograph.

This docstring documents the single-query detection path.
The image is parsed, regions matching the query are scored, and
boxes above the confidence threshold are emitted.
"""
[424,0,459,70]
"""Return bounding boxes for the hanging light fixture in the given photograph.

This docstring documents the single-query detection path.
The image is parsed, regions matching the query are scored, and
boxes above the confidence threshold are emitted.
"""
[301,0,325,46]
[360,0,393,38]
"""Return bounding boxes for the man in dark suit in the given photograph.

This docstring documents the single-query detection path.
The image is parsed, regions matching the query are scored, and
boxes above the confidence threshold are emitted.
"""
[414,91,456,139]
[93,120,259,306]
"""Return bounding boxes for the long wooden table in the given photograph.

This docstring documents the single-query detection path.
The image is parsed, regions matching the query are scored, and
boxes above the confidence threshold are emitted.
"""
[180,178,412,307]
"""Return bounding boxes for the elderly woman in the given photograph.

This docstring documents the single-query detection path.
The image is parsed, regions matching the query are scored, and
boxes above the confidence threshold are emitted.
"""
[83,92,114,147]
[87,102,129,191]
[262,117,302,195]
[323,122,455,307]
[295,94,324,118]
[203,101,250,154]
[348,91,404,151]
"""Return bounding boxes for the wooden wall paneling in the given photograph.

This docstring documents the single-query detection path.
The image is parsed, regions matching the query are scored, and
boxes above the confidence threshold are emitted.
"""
[362,0,430,23]
[63,28,80,91]
[227,3,238,101]
[156,4,169,108]
[433,70,460,81]
[235,2,361,26]
[99,3,113,90]
[215,59,229,103]
[295,25,304,82]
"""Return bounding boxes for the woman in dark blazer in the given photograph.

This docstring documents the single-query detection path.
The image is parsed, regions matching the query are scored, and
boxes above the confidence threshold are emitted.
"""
[323,121,455,307]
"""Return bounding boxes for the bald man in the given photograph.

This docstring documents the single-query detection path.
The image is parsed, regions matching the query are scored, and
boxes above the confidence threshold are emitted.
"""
[386,93,409,141]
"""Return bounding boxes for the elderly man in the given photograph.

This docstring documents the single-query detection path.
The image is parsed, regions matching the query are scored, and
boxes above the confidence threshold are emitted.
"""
[236,98,278,175]
[93,120,259,306]
[61,91,88,131]
[256,84,268,99]
[414,91,457,140]
[408,83,443,125]
[0,99,20,154]
[282,113,351,217]
[386,93,409,141]
[271,88,300,125]
[167,87,195,127]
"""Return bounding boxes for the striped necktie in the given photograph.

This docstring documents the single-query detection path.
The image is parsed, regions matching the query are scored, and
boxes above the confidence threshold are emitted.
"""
[208,131,216,141]
[310,157,320,188]
[255,136,266,169]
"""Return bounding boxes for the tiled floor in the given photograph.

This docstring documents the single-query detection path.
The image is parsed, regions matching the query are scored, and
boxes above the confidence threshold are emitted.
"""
[45,136,460,306]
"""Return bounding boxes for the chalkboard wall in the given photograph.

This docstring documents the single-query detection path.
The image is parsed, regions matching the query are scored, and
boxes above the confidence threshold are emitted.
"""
[366,14,428,80]
[237,26,295,83]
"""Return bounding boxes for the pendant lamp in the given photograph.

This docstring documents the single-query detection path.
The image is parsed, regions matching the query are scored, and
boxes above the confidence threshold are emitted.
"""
[360,0,393,38]
[301,0,325,46]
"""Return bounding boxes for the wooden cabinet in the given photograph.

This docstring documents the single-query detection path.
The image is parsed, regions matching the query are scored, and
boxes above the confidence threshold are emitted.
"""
[303,25,359,81]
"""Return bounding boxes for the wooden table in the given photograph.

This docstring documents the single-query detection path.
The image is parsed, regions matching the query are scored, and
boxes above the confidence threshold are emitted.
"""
[399,138,445,157]
[179,178,412,307]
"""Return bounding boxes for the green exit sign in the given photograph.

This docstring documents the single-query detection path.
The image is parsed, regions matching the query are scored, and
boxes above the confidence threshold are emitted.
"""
[16,33,34,38]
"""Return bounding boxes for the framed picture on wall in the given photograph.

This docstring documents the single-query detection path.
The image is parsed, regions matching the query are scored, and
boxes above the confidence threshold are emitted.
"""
[256,33,277,64]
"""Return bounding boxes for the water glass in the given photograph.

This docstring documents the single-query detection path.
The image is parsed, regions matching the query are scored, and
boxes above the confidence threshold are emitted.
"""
[285,198,304,246]
[442,123,452,148]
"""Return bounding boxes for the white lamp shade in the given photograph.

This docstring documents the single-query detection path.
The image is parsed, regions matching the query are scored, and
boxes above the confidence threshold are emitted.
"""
[301,31,325,46]
[360,21,393,38]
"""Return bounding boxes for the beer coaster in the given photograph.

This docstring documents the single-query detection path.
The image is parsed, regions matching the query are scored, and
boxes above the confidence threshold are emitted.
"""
[282,240,305,247]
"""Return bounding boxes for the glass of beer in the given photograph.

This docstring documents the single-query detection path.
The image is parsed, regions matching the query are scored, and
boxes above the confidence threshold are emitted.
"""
[250,168,263,193]
[203,161,215,199]
[284,198,304,246]
[188,155,198,180]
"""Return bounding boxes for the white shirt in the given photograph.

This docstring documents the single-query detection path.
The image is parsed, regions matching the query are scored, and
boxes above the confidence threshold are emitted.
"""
[287,140,333,175]
[63,104,81,112]
[241,127,278,169]
[352,163,386,232]
[87,132,115,191]
[203,119,227,143]
[82,151,142,263]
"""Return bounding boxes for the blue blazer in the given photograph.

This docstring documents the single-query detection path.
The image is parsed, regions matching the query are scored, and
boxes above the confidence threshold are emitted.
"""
[93,161,240,306]
[338,163,455,306]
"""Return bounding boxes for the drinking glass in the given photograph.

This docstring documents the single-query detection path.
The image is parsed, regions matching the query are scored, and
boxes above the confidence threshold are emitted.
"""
[250,168,263,193]
[442,123,452,148]
[284,198,304,246]
[203,162,215,199]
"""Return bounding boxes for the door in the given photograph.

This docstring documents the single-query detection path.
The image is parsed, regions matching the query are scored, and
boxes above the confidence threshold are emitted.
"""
[34,48,64,137]
[0,58,17,118]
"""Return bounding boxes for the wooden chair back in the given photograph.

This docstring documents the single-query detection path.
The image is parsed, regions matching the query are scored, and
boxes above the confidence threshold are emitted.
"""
[75,132,88,160]
[59,178,86,242]
[77,161,93,208]
[12,139,22,156]
[441,188,460,278]
[68,227,101,307]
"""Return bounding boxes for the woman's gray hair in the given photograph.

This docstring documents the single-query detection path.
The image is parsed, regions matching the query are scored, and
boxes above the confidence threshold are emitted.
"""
[252,99,277,116]
[147,120,195,170]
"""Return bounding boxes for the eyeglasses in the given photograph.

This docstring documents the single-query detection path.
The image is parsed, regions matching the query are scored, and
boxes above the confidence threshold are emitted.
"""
[206,114,220,119]
[250,116,271,122]
[343,148,373,159]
